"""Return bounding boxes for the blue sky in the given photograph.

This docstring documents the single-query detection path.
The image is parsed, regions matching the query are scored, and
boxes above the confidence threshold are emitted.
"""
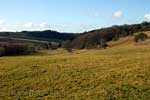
[0,0,150,32]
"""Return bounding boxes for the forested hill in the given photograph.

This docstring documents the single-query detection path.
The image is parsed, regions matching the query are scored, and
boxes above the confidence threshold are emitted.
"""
[0,30,78,42]
[70,22,150,49]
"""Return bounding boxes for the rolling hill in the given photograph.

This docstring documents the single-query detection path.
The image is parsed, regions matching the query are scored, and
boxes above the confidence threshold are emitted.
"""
[0,30,78,42]
[70,22,150,49]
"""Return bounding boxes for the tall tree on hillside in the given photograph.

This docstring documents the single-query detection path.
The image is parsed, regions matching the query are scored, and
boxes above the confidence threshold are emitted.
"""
[62,40,73,53]
[99,38,107,49]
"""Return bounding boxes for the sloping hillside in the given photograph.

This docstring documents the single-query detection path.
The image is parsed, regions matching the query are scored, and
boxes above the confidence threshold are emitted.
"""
[70,22,150,49]
[108,36,134,47]
[108,31,150,48]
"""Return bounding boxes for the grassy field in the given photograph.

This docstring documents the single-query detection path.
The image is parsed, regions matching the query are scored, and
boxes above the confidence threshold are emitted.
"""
[0,39,150,100]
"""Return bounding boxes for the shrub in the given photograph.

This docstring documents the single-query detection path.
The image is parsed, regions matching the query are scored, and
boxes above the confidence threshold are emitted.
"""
[112,33,120,41]
[112,36,119,41]
[0,43,36,56]
[0,47,5,56]
[61,40,73,52]
[134,33,148,43]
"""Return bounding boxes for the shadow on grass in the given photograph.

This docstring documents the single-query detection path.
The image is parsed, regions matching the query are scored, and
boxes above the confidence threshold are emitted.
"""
[0,51,48,57]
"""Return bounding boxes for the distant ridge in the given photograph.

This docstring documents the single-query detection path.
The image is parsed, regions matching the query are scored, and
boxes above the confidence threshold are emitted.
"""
[0,30,78,42]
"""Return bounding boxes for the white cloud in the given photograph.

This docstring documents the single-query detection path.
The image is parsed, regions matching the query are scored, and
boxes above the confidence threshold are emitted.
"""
[144,14,150,20]
[23,22,51,31]
[0,17,51,31]
[39,22,50,28]
[24,22,36,28]
[0,21,51,32]
[113,11,123,18]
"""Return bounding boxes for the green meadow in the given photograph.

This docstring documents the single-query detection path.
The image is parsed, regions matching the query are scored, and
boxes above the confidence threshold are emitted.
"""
[0,43,150,100]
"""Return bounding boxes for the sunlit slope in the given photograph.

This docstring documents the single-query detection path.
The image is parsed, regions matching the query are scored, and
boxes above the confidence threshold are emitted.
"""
[108,36,134,47]
[0,45,150,99]
[108,31,150,47]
